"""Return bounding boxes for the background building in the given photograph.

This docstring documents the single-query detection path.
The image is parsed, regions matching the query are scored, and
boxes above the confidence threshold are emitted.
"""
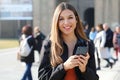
[0,0,119,38]
[0,0,33,38]
[95,0,120,30]
[0,0,94,38]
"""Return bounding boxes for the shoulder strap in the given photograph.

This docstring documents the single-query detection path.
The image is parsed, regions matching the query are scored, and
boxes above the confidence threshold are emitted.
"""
[26,35,32,40]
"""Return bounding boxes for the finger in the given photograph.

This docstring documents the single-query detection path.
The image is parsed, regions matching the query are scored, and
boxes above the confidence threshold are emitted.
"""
[71,58,80,64]
[70,60,80,67]
[86,53,90,59]
[77,60,84,67]
[79,53,90,60]
[77,57,88,66]
[78,58,85,64]
[71,55,80,59]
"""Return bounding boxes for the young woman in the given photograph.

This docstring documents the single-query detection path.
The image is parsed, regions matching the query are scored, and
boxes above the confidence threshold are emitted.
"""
[38,2,99,80]
[18,25,36,80]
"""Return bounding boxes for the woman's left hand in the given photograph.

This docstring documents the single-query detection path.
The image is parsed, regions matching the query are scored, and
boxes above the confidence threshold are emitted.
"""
[78,53,90,72]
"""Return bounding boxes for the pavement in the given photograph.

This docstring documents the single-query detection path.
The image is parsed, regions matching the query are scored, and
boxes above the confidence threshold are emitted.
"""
[0,48,38,80]
[96,48,120,80]
[97,59,120,80]
[0,48,120,80]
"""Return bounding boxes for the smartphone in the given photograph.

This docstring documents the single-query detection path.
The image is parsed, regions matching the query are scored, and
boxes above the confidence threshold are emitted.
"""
[75,46,88,56]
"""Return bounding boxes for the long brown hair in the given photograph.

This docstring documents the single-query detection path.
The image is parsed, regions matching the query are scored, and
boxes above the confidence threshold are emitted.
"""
[50,2,88,67]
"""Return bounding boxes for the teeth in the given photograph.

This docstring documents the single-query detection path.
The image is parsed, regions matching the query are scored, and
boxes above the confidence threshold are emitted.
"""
[64,26,70,29]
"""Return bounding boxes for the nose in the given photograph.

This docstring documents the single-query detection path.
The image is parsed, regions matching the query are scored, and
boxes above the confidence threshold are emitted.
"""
[64,19,69,25]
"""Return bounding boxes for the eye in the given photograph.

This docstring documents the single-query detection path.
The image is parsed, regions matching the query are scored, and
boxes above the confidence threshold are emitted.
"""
[59,17,64,21]
[68,16,73,19]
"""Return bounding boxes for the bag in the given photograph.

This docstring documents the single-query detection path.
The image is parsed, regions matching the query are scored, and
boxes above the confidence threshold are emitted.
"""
[19,35,33,57]
[17,52,21,60]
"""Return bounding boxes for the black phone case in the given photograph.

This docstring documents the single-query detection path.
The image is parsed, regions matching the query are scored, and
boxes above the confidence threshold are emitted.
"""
[75,46,88,56]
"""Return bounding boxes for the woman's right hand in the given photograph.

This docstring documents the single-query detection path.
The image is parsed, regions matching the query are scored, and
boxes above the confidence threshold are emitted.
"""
[63,55,80,71]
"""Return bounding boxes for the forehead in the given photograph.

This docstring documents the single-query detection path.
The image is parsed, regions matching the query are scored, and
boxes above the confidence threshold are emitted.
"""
[60,9,75,17]
[103,24,107,28]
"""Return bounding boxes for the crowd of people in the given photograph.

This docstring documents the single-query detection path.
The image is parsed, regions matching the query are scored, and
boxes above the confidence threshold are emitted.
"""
[85,22,120,70]
[17,2,120,80]
[17,25,45,80]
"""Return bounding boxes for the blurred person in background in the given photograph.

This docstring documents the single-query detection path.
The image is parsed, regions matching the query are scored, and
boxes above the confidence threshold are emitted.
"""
[113,25,120,61]
[38,2,98,80]
[94,24,113,70]
[34,26,46,53]
[83,21,90,39]
[103,23,116,67]
[18,25,36,80]
[89,27,97,41]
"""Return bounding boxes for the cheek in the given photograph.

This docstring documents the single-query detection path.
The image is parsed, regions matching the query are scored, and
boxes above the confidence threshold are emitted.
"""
[58,22,62,28]
[73,21,77,28]
[58,20,63,28]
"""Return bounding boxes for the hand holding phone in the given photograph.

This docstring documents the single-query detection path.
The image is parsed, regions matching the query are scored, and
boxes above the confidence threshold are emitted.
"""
[75,46,88,56]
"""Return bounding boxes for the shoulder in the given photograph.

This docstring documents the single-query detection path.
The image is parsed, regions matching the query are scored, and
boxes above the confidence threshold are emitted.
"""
[27,36,35,45]
[100,30,105,34]
[89,32,93,34]
[108,28,113,32]
[42,37,51,50]
[28,36,35,41]
[99,31,106,36]
[40,32,46,38]
[40,32,45,36]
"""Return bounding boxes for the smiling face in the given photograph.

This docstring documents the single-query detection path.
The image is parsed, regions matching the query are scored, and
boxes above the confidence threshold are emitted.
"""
[58,9,77,36]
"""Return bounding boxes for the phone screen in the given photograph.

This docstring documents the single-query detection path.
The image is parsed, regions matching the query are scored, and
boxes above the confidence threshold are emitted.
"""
[75,46,88,56]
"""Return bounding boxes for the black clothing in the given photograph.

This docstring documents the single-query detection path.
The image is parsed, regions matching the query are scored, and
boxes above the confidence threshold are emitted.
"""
[35,32,45,53]
[38,37,99,80]
[104,28,113,48]
[84,29,90,39]
[20,36,37,63]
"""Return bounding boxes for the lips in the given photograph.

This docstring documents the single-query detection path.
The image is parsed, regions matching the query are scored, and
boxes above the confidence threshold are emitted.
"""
[63,26,71,30]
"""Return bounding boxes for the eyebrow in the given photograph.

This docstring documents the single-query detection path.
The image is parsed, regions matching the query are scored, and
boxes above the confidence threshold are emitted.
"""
[60,14,74,18]
[69,15,73,17]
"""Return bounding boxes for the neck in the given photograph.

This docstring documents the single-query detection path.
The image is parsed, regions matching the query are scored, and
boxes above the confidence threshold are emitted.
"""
[62,33,77,45]
[62,33,77,57]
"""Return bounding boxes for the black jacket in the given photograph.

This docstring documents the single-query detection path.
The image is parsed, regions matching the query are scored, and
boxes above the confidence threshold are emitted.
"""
[38,37,99,80]
[20,36,37,63]
[35,32,46,53]
[104,28,113,48]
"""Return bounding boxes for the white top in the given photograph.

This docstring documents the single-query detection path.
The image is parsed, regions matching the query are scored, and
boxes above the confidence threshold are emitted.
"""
[94,30,106,48]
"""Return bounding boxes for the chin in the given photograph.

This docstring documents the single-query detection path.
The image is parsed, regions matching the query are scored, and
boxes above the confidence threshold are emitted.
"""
[63,32,74,35]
